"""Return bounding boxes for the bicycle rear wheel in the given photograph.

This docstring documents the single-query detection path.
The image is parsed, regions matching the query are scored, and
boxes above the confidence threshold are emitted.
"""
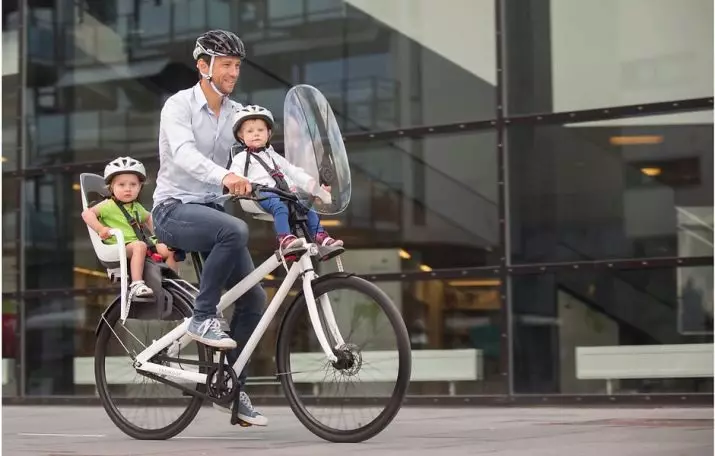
[94,291,209,440]
[276,275,411,443]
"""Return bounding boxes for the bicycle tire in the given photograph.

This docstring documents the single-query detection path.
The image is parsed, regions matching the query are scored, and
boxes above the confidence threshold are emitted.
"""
[94,291,207,440]
[276,275,412,443]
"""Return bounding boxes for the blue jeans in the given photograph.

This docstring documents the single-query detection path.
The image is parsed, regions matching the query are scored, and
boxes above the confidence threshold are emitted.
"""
[258,195,323,237]
[152,199,266,383]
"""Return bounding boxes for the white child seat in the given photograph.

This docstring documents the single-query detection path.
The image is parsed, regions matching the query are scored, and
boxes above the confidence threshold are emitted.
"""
[79,173,131,321]
[239,199,274,222]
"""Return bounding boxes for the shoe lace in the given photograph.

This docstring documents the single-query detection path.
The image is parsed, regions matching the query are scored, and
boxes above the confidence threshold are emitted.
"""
[239,391,253,410]
[198,318,223,337]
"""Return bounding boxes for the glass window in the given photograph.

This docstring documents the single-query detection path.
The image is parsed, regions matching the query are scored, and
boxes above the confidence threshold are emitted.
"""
[310,131,499,271]
[511,266,713,394]
[24,163,163,290]
[505,0,713,115]
[3,178,19,294]
[247,0,496,132]
[508,113,713,264]
[20,276,505,396]
[2,5,19,171]
[26,0,497,168]
[2,298,19,396]
[24,292,116,395]
[182,131,499,275]
[386,277,505,395]
[250,277,506,396]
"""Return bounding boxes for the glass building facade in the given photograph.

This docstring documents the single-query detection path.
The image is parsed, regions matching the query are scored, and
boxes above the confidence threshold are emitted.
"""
[2,0,713,400]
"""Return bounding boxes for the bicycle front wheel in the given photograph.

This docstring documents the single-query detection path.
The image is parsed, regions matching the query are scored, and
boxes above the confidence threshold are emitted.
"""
[276,275,412,443]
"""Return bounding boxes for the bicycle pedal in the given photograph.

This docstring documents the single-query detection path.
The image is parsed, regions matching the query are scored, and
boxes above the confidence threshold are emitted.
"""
[318,245,345,262]
[230,416,252,427]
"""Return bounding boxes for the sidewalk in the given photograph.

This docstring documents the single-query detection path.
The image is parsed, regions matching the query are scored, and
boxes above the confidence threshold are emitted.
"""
[2,405,712,455]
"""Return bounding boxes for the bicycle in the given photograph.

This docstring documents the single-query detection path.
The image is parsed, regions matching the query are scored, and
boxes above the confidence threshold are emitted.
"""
[88,181,412,443]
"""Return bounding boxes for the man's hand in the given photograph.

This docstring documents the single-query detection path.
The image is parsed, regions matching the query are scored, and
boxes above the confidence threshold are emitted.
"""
[222,173,252,196]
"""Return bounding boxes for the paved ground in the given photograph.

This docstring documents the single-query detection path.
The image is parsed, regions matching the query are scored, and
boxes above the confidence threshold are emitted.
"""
[2,405,713,455]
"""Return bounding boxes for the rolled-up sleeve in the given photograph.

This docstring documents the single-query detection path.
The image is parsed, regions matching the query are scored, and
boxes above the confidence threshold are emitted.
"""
[161,97,230,186]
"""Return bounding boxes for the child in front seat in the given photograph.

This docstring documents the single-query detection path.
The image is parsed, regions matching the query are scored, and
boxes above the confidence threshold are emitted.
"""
[228,105,343,255]
[81,156,177,298]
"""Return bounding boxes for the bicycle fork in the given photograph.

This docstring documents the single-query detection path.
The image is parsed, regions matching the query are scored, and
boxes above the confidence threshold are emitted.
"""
[298,254,346,360]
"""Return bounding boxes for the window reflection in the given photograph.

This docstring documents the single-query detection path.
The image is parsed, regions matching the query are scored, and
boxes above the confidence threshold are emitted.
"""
[509,114,714,263]
[25,0,496,166]
[512,266,714,394]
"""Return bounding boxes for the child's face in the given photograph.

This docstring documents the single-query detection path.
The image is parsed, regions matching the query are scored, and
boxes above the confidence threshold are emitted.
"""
[239,119,270,149]
[110,173,141,203]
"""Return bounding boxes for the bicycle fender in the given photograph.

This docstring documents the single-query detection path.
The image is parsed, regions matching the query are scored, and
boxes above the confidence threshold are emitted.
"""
[95,295,121,337]
[94,285,178,337]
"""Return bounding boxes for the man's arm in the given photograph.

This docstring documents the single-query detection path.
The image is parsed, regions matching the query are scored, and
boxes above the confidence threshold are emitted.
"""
[161,97,232,186]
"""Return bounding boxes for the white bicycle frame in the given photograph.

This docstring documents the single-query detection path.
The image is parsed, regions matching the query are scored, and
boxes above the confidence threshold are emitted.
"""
[130,239,346,386]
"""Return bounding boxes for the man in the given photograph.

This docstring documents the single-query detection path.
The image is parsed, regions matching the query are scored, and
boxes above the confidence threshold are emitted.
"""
[151,29,267,426]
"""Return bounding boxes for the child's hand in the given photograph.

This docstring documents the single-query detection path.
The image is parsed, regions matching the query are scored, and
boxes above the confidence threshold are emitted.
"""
[315,186,332,205]
[98,226,112,240]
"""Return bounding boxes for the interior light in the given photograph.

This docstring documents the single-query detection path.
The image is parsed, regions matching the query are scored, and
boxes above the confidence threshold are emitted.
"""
[73,267,108,278]
[447,279,501,287]
[320,219,341,227]
[264,274,275,280]
[640,167,662,177]
[641,168,663,177]
[419,264,432,272]
[1,156,7,163]
[398,249,411,259]
[609,135,663,146]
[72,183,81,191]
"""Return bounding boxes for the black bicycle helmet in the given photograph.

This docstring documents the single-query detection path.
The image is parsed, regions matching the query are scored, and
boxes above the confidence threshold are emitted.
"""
[193,29,246,60]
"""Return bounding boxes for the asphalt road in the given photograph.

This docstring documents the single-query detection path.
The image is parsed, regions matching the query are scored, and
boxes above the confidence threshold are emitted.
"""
[3,405,712,456]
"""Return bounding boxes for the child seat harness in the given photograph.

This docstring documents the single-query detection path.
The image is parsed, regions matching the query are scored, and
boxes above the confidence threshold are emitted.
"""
[112,198,163,262]
[243,147,291,192]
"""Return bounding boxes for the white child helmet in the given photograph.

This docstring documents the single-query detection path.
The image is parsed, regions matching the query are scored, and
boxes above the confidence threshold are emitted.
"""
[232,105,275,141]
[104,156,147,184]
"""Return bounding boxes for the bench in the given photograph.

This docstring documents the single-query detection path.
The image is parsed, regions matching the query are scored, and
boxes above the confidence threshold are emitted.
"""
[576,343,714,394]
[74,348,483,396]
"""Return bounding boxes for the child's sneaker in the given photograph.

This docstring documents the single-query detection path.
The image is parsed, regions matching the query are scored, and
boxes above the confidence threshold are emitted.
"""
[315,231,344,262]
[277,234,305,258]
[315,231,343,247]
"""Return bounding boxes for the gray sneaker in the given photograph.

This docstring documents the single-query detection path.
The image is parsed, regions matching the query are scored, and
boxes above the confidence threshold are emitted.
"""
[213,391,269,426]
[187,317,237,350]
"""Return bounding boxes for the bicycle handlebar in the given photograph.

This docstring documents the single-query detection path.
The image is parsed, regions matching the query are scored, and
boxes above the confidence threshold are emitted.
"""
[227,183,299,203]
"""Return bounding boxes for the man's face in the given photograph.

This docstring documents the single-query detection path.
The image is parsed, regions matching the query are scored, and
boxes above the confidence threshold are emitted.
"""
[199,55,241,94]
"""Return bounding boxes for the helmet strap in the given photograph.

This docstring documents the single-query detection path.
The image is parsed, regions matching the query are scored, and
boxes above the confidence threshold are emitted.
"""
[199,55,230,97]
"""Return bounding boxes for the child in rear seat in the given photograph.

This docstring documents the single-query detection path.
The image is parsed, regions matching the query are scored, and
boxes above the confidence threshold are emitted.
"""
[81,156,177,298]
[228,105,343,254]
